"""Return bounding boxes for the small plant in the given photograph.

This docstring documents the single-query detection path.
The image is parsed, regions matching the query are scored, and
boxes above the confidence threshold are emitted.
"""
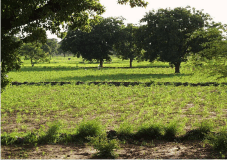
[163,121,181,140]
[89,134,120,159]
[183,120,213,140]
[24,132,38,144]
[135,123,162,140]
[206,129,227,154]
[38,121,61,144]
[77,120,103,140]
[117,121,134,137]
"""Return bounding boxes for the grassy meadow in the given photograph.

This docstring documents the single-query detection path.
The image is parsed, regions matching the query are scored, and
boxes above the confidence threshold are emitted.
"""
[1,55,227,159]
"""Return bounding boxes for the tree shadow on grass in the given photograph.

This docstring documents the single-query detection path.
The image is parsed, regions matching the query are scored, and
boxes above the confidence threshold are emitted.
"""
[44,73,192,82]
[12,65,172,72]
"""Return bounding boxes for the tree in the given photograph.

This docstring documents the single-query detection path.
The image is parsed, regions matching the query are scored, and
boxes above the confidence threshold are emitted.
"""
[140,6,211,73]
[45,39,59,58]
[61,17,124,67]
[114,23,143,68]
[188,22,227,78]
[19,43,50,67]
[1,0,148,91]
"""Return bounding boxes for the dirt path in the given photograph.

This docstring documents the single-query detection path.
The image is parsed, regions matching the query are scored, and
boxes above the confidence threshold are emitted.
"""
[1,140,222,159]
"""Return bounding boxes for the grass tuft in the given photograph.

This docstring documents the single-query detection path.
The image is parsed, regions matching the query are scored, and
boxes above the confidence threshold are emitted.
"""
[89,133,120,159]
[163,121,181,140]
[135,123,163,140]
[182,120,213,140]
[76,120,103,139]
[38,121,61,144]
[206,129,227,155]
[117,121,134,138]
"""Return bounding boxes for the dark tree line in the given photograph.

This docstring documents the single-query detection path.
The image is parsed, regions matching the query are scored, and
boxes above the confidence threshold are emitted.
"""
[60,6,227,73]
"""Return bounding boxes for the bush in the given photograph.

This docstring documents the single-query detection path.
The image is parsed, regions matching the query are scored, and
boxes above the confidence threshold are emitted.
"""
[206,130,227,154]
[183,120,213,140]
[77,120,103,139]
[89,134,120,159]
[117,121,134,137]
[135,123,162,140]
[163,120,184,140]
[38,121,61,144]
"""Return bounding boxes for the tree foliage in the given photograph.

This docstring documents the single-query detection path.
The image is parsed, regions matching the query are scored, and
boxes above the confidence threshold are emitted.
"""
[19,43,50,67]
[61,17,124,67]
[1,0,148,91]
[188,22,227,78]
[140,6,211,73]
[114,23,144,67]
[44,39,59,58]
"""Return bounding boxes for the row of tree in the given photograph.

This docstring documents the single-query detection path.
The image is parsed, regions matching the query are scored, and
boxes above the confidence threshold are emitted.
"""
[60,6,227,73]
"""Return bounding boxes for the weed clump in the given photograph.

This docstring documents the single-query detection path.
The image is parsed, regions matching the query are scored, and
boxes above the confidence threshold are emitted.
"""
[163,121,182,140]
[206,129,227,155]
[76,120,103,140]
[38,121,61,144]
[135,123,162,140]
[182,120,213,140]
[89,134,120,159]
[117,122,134,139]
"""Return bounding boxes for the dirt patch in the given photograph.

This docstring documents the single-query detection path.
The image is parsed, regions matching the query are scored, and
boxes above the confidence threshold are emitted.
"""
[1,140,222,159]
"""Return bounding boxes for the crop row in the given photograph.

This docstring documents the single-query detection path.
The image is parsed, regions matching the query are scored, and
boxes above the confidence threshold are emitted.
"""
[11,81,227,86]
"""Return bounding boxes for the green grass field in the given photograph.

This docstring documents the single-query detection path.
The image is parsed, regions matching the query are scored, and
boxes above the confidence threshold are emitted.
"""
[1,56,227,159]
[7,56,227,83]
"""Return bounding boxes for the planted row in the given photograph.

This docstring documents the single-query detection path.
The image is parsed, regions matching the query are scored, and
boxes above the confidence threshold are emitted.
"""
[11,81,227,86]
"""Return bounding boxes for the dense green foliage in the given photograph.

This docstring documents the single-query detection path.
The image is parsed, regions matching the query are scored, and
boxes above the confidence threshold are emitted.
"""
[188,23,227,78]
[61,17,124,67]
[140,6,211,73]
[19,43,50,67]
[43,39,59,58]
[114,23,144,67]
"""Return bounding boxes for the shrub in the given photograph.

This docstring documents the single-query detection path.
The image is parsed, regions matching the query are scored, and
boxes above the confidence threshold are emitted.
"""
[135,123,162,140]
[90,134,120,159]
[163,121,183,140]
[117,121,134,137]
[183,120,213,140]
[206,129,227,154]
[38,121,61,144]
[77,120,103,139]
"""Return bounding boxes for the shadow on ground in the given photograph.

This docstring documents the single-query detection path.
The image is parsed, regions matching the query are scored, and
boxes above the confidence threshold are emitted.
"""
[11,65,171,72]
[43,73,191,82]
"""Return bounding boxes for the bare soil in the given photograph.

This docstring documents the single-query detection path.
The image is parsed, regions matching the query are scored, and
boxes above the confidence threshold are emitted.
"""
[1,140,222,159]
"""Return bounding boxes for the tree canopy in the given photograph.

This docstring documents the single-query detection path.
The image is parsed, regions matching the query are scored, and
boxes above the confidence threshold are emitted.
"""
[114,23,144,67]
[140,6,211,73]
[61,17,124,67]
[19,43,50,67]
[188,22,227,78]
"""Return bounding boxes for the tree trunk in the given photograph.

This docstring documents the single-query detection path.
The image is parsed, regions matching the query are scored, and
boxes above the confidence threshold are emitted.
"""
[174,62,181,73]
[31,58,34,67]
[100,59,103,68]
[130,58,133,68]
